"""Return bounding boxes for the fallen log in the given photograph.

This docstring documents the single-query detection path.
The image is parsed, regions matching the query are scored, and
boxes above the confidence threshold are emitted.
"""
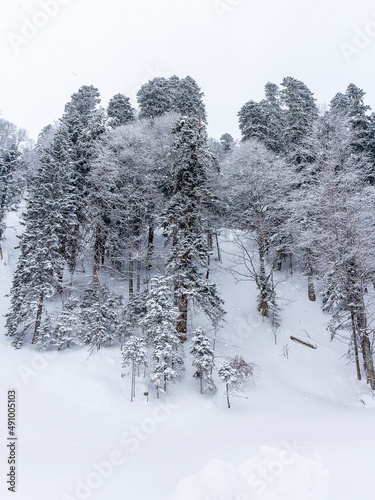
[290,336,317,349]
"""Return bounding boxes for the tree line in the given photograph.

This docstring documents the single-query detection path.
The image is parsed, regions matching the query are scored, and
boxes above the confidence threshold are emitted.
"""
[2,74,375,397]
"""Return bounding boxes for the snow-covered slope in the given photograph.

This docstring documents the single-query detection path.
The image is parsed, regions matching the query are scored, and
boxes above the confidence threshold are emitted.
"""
[2,216,375,500]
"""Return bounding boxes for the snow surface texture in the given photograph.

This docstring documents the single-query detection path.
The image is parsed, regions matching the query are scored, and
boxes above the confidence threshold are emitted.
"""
[2,217,375,500]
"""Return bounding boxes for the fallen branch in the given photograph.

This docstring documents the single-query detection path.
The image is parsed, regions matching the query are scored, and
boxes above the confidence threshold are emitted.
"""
[290,336,317,349]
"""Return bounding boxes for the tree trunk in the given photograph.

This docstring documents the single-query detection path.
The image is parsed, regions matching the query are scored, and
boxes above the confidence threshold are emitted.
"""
[177,292,188,342]
[57,268,64,295]
[136,259,141,294]
[146,224,154,277]
[32,291,44,344]
[131,360,135,402]
[306,248,316,302]
[257,240,269,317]
[350,310,362,381]
[215,233,221,262]
[356,299,375,389]
[93,225,105,277]
[361,334,375,389]
[128,251,134,298]
[226,383,230,408]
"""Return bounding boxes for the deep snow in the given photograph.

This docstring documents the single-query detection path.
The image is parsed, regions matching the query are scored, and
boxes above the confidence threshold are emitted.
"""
[1,212,375,500]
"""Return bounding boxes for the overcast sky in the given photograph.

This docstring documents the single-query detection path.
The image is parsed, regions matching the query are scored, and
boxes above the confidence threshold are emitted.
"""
[1,0,375,141]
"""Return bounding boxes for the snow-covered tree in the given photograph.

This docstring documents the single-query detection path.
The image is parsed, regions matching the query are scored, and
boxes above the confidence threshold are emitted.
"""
[190,328,216,394]
[141,275,184,397]
[238,82,284,153]
[219,133,234,153]
[294,111,375,388]
[223,140,294,324]
[80,277,123,351]
[6,147,67,347]
[53,296,82,349]
[137,76,207,122]
[122,336,148,402]
[218,361,239,409]
[107,93,135,127]
[280,76,319,174]
[161,117,225,341]
[0,145,25,257]
[88,114,176,289]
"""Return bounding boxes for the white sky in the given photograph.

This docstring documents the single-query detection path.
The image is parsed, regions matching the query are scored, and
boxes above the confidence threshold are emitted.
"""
[1,0,375,141]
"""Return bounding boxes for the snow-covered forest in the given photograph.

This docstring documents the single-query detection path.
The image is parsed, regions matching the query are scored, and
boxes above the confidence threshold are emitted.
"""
[3,75,375,499]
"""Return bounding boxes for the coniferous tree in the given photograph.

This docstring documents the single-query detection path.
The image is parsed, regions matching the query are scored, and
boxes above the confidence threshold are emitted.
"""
[107,93,135,127]
[161,117,225,341]
[218,361,238,409]
[190,328,216,394]
[0,145,25,257]
[280,76,319,174]
[80,277,123,351]
[219,133,234,153]
[137,76,207,122]
[141,275,184,397]
[122,336,148,402]
[6,142,69,347]
[137,77,173,119]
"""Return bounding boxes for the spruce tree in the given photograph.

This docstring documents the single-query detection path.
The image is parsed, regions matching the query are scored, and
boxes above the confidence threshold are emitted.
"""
[141,275,184,397]
[80,277,123,351]
[122,336,148,402]
[161,117,225,341]
[107,93,135,127]
[6,143,69,347]
[190,328,216,394]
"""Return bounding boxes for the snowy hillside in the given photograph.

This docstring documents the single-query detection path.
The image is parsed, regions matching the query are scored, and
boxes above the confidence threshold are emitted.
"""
[2,211,375,500]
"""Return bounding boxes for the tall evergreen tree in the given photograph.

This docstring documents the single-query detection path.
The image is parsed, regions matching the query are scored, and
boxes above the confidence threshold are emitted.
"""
[107,93,135,127]
[141,275,184,397]
[137,76,207,122]
[5,138,71,347]
[161,117,225,341]
[280,76,319,174]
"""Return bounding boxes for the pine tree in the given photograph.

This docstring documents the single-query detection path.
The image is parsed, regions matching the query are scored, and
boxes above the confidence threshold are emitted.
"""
[219,133,234,153]
[137,76,207,122]
[161,117,225,341]
[0,145,25,258]
[137,77,173,119]
[238,82,284,153]
[280,76,319,174]
[190,328,216,394]
[122,336,147,402]
[53,296,82,349]
[6,148,67,347]
[141,275,184,397]
[107,93,135,127]
[80,277,123,351]
[173,76,207,122]
[218,362,238,409]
